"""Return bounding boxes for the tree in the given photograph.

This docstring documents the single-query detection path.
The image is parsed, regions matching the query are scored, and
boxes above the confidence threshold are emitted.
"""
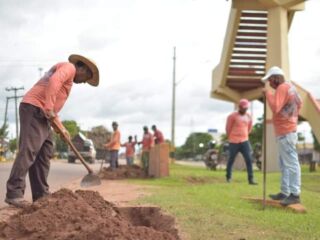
[249,115,263,149]
[62,120,80,138]
[86,125,111,149]
[54,120,80,153]
[176,132,213,159]
[9,138,17,153]
[0,123,9,140]
[86,125,111,160]
[312,132,320,152]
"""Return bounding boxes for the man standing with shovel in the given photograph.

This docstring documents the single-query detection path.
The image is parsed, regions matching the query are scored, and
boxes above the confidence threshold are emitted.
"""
[262,66,302,206]
[5,54,99,208]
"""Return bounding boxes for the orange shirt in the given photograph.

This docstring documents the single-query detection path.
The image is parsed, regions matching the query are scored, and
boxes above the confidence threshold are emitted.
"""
[153,130,164,144]
[266,82,302,136]
[107,130,121,151]
[142,132,153,151]
[22,62,75,114]
[121,142,136,157]
[226,112,252,143]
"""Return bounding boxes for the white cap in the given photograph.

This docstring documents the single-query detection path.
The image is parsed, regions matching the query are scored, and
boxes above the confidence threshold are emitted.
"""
[261,66,285,82]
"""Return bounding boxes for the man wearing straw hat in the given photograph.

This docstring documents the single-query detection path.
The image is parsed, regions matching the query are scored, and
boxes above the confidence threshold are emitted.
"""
[225,98,258,185]
[5,54,99,208]
[262,66,302,206]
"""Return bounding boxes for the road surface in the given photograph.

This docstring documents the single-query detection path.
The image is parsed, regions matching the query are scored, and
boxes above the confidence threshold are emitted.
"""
[0,159,104,208]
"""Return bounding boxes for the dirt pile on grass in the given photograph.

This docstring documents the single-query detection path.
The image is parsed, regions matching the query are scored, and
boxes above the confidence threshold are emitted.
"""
[0,189,180,240]
[99,164,147,180]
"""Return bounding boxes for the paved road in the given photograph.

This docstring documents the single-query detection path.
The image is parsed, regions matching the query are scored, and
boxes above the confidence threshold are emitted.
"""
[0,160,104,208]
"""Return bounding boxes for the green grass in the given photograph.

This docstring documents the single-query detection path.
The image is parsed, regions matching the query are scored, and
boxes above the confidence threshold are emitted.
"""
[129,164,320,240]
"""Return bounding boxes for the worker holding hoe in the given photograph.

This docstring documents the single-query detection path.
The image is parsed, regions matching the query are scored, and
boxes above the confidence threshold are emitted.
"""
[262,66,302,206]
[104,122,121,170]
[225,98,258,185]
[5,54,99,208]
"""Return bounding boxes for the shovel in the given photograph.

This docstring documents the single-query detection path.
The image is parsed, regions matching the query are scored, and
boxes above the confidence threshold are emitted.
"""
[51,119,101,187]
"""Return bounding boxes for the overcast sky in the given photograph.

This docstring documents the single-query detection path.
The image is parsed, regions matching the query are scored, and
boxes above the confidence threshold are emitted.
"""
[1,0,319,146]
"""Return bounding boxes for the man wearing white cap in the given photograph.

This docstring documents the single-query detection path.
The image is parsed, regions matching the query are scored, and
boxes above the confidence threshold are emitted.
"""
[5,54,99,208]
[225,99,257,185]
[262,66,302,206]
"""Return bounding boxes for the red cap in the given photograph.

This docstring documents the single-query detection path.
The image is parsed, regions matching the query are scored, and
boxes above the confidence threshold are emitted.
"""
[239,99,250,109]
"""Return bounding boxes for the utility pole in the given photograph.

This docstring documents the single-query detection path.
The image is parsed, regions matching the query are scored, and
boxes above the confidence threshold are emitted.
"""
[171,46,176,157]
[5,87,24,144]
[3,97,9,126]
[38,67,43,78]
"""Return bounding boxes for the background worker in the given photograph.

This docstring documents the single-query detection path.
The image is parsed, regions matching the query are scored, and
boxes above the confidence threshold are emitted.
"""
[138,126,153,174]
[262,66,302,206]
[104,121,121,170]
[5,54,99,208]
[151,125,164,144]
[225,99,257,185]
[121,135,137,166]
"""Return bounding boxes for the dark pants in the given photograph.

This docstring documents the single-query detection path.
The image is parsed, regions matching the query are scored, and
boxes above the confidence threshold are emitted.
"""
[109,150,119,170]
[226,141,254,182]
[141,151,150,174]
[6,103,53,201]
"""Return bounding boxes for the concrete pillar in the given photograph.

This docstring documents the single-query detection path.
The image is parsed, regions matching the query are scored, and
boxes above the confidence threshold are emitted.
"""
[264,6,290,172]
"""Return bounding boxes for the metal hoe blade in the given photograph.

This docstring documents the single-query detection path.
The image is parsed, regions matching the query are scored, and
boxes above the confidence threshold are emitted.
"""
[80,173,101,187]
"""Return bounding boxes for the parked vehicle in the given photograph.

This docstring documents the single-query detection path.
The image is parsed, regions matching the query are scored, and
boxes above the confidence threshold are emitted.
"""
[68,133,96,164]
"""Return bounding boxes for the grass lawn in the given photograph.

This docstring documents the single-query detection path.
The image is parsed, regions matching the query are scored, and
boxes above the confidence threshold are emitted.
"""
[129,164,320,240]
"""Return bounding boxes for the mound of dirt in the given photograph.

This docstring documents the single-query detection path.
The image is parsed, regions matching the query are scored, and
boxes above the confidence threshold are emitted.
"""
[99,164,147,180]
[184,176,223,184]
[0,189,180,240]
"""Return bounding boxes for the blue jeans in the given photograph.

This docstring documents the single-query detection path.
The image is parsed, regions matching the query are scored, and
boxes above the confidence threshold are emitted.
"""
[126,156,134,166]
[226,141,254,182]
[110,150,119,170]
[277,132,301,196]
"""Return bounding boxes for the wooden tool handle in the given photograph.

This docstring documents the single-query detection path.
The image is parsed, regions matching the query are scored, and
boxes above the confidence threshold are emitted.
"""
[51,118,93,174]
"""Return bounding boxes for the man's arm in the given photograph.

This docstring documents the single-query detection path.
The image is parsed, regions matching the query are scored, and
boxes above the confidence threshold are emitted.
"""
[248,114,253,133]
[265,84,288,114]
[225,114,234,137]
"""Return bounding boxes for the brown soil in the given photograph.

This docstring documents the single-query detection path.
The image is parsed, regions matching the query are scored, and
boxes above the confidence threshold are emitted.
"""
[99,165,148,180]
[0,188,180,240]
[184,176,224,184]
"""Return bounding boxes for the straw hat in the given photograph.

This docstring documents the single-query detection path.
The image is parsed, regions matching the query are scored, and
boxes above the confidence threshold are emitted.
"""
[68,54,99,87]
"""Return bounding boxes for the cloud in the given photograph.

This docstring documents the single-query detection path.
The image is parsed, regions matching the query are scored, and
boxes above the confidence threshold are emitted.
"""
[0,0,320,146]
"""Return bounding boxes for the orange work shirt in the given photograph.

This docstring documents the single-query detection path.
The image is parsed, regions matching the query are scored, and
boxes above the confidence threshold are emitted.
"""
[153,130,164,144]
[266,82,302,136]
[107,130,121,151]
[121,142,136,157]
[142,132,153,151]
[226,112,252,144]
[22,62,75,114]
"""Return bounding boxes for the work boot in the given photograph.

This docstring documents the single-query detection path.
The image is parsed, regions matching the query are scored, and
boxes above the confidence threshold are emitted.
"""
[248,180,258,185]
[269,192,288,201]
[226,178,231,183]
[33,191,51,202]
[280,194,301,206]
[5,197,31,208]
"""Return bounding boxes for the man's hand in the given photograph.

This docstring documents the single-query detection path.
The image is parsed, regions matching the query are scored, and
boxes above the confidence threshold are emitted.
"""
[45,110,56,120]
[262,88,268,95]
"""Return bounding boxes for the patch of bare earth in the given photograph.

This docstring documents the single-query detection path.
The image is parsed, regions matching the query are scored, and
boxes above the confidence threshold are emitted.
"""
[99,165,148,180]
[184,176,225,184]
